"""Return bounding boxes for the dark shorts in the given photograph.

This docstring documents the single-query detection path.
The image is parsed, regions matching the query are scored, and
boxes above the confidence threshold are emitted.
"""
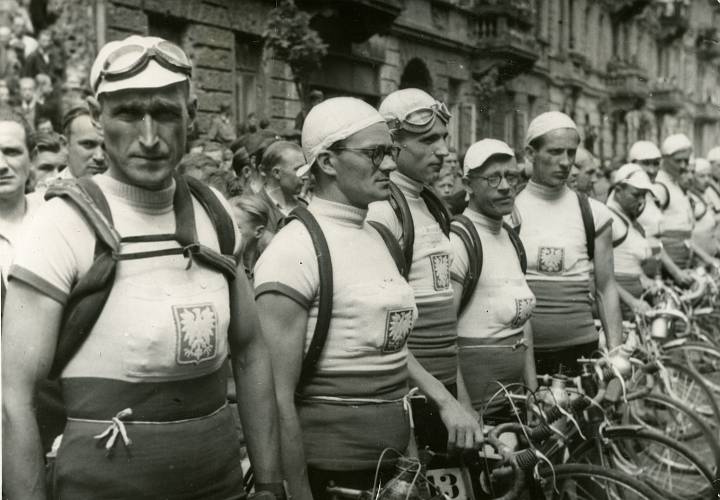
[534,341,599,378]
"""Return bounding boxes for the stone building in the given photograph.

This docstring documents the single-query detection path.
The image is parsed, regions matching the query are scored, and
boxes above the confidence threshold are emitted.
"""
[97,0,720,162]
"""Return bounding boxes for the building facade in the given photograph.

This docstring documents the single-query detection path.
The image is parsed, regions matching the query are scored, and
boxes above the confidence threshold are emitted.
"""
[98,0,720,162]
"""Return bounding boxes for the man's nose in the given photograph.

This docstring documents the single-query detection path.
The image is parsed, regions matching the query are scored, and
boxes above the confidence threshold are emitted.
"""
[379,153,397,173]
[140,114,159,149]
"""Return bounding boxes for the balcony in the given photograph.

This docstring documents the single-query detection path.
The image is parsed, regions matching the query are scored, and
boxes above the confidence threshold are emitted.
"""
[654,0,690,42]
[606,60,648,102]
[650,79,685,112]
[607,0,653,20]
[474,0,535,29]
[476,18,539,71]
[697,28,720,61]
[297,0,404,43]
[696,100,720,123]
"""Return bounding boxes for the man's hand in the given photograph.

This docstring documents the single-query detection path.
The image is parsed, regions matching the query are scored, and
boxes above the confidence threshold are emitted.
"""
[438,397,482,451]
[673,269,694,287]
[632,298,652,315]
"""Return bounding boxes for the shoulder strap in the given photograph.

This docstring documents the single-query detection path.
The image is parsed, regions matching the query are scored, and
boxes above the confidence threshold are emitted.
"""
[450,215,482,314]
[389,182,415,268]
[367,220,408,279]
[184,175,236,255]
[503,222,527,274]
[576,192,595,260]
[690,191,707,221]
[286,206,334,389]
[420,187,451,236]
[44,178,119,379]
[606,206,630,248]
[654,182,670,210]
[45,178,120,254]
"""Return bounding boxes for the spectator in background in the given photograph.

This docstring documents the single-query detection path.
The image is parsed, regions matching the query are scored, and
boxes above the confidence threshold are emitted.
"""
[9,13,36,60]
[229,193,275,274]
[177,151,220,180]
[294,88,323,130]
[202,140,225,165]
[568,147,598,196]
[22,29,53,79]
[258,140,306,232]
[203,168,243,199]
[36,116,52,134]
[62,103,105,179]
[34,72,60,130]
[0,109,41,289]
[31,130,66,192]
[207,102,236,147]
[0,80,11,108]
[16,76,35,127]
[432,164,455,198]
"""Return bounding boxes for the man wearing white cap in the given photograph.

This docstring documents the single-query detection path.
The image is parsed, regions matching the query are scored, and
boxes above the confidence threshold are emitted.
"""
[367,88,481,457]
[703,147,720,214]
[449,139,536,421]
[655,133,695,269]
[689,158,720,257]
[606,164,658,320]
[3,36,283,499]
[255,97,421,498]
[628,140,664,239]
[514,111,622,376]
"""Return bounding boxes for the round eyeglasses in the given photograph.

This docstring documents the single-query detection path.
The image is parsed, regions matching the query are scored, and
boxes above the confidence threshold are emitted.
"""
[469,171,521,188]
[330,144,401,169]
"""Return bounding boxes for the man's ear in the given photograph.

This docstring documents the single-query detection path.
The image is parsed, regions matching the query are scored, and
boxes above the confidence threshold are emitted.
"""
[271,165,282,181]
[462,175,473,195]
[524,144,536,165]
[187,93,198,130]
[87,95,102,132]
[315,151,338,178]
[253,224,265,240]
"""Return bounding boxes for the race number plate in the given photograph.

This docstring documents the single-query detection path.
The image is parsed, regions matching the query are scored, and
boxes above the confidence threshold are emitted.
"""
[426,467,472,500]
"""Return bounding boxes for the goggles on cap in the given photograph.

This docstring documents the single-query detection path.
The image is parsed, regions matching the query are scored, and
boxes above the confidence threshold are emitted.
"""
[387,101,451,134]
[93,40,192,94]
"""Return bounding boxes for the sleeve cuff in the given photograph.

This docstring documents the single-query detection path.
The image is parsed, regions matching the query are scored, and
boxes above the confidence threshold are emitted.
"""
[255,282,312,309]
[595,218,612,236]
[8,265,67,305]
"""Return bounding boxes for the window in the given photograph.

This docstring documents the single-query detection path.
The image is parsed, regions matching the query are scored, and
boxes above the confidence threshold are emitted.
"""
[235,34,262,128]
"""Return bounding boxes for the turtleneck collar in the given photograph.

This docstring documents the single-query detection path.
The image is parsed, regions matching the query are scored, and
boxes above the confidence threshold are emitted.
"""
[391,171,423,200]
[95,174,175,215]
[525,180,568,201]
[310,196,367,228]
[464,207,503,234]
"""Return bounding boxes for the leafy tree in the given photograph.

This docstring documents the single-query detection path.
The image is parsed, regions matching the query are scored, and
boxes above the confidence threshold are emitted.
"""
[263,0,327,104]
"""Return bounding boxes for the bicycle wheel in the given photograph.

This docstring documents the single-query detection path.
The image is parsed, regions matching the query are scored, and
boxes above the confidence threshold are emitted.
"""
[570,426,717,500]
[625,392,720,473]
[664,342,720,397]
[536,463,662,500]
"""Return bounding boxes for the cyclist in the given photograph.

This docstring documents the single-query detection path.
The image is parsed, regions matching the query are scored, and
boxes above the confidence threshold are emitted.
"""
[688,158,720,258]
[606,163,657,321]
[2,36,283,499]
[449,139,536,420]
[367,88,481,455]
[514,111,623,376]
[254,97,418,500]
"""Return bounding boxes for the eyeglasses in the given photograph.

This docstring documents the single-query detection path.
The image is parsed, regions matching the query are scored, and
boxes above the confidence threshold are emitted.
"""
[93,40,192,93]
[330,144,401,168]
[469,171,521,188]
[637,159,661,167]
[387,102,451,134]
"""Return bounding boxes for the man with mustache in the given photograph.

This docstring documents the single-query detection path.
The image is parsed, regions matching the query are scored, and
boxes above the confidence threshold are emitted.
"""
[3,35,283,499]
[514,111,623,376]
[367,88,481,458]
